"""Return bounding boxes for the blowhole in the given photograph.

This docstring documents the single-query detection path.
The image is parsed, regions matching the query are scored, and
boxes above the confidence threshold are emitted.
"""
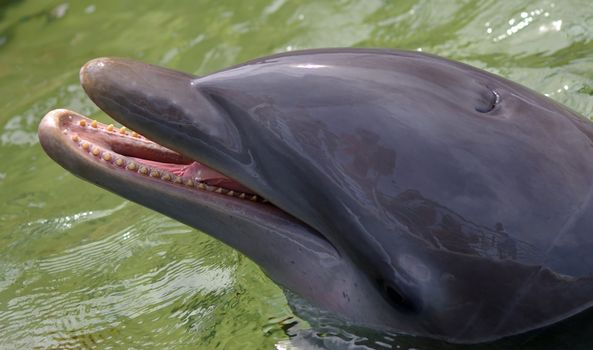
[475,90,500,113]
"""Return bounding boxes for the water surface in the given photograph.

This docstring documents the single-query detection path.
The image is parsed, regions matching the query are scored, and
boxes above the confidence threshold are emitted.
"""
[1,0,593,349]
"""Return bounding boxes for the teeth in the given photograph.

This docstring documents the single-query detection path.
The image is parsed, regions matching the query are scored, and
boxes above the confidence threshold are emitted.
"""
[91,120,98,128]
[74,130,268,203]
[79,120,87,127]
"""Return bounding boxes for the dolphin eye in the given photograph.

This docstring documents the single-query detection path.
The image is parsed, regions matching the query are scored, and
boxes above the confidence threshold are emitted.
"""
[475,90,500,113]
[377,279,417,313]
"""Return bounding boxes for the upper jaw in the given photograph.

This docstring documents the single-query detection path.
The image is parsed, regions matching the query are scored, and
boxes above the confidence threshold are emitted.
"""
[79,57,241,158]
[78,57,264,198]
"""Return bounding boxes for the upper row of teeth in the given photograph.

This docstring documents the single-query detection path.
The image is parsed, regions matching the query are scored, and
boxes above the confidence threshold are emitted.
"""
[69,128,265,203]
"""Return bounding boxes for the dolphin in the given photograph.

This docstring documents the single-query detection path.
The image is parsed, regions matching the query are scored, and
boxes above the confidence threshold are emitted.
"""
[37,49,593,344]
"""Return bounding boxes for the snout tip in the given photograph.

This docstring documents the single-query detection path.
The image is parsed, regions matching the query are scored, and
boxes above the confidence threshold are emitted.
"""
[80,57,114,89]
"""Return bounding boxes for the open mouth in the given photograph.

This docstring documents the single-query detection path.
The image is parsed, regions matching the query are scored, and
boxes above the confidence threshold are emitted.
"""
[38,57,339,258]
[44,109,269,204]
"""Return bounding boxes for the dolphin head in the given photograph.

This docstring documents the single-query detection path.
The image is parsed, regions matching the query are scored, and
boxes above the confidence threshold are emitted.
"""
[38,49,593,343]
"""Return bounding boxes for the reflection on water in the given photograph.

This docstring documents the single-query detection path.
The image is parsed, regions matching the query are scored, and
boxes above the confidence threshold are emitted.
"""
[1,0,593,349]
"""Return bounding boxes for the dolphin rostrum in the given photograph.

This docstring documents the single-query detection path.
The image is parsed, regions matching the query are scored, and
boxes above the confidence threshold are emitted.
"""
[38,49,593,343]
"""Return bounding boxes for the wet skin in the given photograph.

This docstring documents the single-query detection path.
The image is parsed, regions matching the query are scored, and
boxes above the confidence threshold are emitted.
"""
[38,49,593,343]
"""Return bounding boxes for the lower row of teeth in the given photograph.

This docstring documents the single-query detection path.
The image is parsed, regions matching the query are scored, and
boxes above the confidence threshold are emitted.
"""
[70,134,266,203]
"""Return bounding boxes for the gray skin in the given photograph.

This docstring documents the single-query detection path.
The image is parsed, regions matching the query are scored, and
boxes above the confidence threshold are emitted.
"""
[37,49,593,344]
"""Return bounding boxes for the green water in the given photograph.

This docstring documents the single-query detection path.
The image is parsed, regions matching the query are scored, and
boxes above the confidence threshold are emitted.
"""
[1,0,593,349]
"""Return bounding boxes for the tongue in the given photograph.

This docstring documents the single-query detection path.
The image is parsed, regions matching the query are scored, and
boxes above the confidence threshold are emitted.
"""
[132,158,255,194]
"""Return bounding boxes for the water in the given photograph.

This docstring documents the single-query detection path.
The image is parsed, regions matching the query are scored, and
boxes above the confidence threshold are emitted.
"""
[1,0,592,349]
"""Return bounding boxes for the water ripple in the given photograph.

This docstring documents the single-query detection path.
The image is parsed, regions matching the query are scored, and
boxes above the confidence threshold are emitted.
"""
[0,252,233,349]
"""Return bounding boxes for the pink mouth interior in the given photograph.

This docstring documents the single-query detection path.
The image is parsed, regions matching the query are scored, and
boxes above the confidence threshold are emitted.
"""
[132,158,254,194]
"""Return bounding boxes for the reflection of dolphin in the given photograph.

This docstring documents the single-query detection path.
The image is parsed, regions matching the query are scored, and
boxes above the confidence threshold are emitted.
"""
[37,49,593,343]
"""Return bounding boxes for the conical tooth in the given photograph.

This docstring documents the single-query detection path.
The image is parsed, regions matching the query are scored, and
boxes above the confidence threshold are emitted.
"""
[115,158,124,167]
[91,147,100,156]
[139,166,148,175]
[127,162,137,171]
[250,195,258,201]
[107,124,114,132]
[119,126,127,135]
[102,152,112,161]
[162,173,172,181]
[71,135,80,142]
[227,190,235,196]
[91,120,98,128]
[174,176,182,184]
[79,120,87,127]
[239,193,246,199]
[215,187,223,193]
[132,131,140,138]
[262,199,269,203]
[198,183,206,190]
[149,170,160,178]
[81,142,90,151]
[185,179,194,187]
